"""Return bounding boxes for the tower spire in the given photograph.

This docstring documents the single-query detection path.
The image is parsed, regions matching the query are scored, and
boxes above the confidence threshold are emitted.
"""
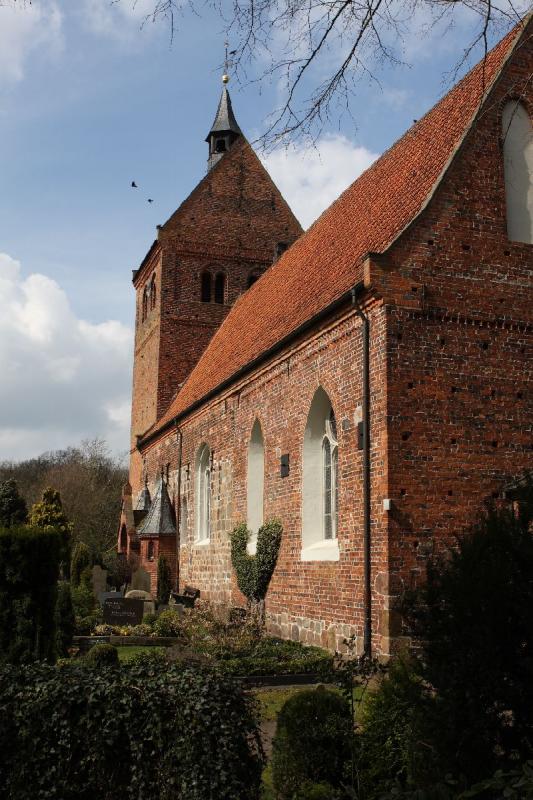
[206,43,242,170]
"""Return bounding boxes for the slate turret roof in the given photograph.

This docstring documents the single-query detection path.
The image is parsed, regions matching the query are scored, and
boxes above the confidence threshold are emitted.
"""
[206,86,242,140]
[137,476,176,538]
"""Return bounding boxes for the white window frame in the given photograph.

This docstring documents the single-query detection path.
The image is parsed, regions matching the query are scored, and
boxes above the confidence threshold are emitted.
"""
[195,444,211,544]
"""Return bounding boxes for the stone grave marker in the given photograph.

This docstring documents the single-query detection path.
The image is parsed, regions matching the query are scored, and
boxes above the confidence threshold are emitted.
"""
[103,597,144,626]
[91,565,108,599]
[131,565,151,594]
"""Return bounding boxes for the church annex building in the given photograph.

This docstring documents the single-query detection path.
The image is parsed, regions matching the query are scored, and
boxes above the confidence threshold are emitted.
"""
[119,19,533,658]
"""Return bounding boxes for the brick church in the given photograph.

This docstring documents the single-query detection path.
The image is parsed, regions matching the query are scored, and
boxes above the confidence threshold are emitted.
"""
[118,19,532,657]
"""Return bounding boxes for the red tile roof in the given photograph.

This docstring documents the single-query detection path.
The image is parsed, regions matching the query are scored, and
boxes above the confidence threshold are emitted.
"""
[146,21,528,441]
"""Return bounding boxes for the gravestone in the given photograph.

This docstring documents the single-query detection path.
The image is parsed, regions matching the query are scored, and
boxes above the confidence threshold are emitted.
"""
[91,565,107,599]
[125,589,155,617]
[103,597,144,626]
[98,590,123,607]
[130,565,151,594]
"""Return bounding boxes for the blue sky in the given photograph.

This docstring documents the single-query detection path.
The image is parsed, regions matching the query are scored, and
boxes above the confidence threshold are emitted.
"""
[0,0,525,460]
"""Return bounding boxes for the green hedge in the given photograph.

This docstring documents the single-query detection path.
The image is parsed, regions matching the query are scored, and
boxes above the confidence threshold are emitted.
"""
[0,526,64,663]
[0,660,263,800]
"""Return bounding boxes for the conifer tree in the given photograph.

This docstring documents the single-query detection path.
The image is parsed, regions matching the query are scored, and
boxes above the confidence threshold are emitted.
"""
[29,487,71,533]
[70,541,91,588]
[0,479,27,528]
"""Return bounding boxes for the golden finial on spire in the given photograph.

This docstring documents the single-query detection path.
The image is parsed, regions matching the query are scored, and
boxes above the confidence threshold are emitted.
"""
[222,40,230,84]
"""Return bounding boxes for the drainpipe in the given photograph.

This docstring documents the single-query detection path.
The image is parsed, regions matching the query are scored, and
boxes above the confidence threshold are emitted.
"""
[175,425,183,593]
[351,286,372,660]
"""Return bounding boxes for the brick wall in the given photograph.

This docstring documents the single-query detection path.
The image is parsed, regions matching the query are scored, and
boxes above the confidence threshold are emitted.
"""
[131,41,532,656]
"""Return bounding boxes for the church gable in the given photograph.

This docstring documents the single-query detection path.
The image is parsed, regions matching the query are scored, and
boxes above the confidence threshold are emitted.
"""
[160,136,302,260]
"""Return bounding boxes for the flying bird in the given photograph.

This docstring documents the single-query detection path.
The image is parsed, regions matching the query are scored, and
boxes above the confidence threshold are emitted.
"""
[131,181,138,188]
[147,198,154,203]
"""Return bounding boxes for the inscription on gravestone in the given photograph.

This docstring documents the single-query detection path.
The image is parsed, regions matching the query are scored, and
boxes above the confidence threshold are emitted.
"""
[103,597,144,626]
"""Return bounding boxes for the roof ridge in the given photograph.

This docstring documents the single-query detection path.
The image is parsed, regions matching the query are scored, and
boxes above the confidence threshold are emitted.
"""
[142,18,530,444]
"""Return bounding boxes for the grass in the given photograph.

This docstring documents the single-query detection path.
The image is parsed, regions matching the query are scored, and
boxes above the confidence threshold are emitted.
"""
[254,686,309,721]
[116,645,165,662]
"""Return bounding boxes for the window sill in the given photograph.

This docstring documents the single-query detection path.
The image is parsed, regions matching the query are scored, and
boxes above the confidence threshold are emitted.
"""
[194,538,211,547]
[300,539,340,562]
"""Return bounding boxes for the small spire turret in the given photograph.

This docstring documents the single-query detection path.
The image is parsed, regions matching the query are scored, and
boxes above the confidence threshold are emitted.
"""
[206,43,242,170]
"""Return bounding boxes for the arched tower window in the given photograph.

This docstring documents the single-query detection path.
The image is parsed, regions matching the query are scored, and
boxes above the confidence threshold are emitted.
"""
[502,101,533,244]
[147,540,155,561]
[150,274,157,310]
[201,272,212,303]
[214,272,226,304]
[141,286,148,321]
[246,420,265,554]
[247,270,262,288]
[195,444,211,542]
[119,524,127,551]
[180,495,188,544]
[302,387,340,561]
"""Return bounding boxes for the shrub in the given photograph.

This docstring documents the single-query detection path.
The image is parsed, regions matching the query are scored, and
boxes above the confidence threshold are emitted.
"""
[71,541,91,587]
[153,609,186,638]
[271,687,352,799]
[292,782,340,800]
[406,494,533,783]
[0,525,63,663]
[29,487,72,534]
[0,660,263,799]
[0,479,27,527]
[356,657,428,799]
[85,643,119,666]
[143,612,158,626]
[230,520,282,608]
[55,580,75,658]
[157,554,172,604]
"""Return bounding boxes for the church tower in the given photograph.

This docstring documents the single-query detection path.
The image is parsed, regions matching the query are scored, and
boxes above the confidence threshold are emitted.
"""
[129,76,303,463]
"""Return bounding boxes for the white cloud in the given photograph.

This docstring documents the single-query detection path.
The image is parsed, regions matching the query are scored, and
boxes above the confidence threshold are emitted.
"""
[0,2,63,84]
[0,253,133,461]
[81,0,164,38]
[263,134,378,229]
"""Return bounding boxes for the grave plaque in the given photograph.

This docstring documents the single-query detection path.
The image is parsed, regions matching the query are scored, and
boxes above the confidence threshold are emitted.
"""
[103,597,144,626]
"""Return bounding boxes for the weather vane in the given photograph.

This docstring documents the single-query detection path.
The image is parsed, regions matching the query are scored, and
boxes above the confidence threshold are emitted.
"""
[222,40,236,84]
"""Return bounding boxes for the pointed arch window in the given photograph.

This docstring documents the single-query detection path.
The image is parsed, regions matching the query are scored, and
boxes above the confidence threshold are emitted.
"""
[247,270,262,288]
[180,495,188,546]
[246,420,265,554]
[150,274,157,310]
[141,286,148,321]
[302,388,340,561]
[214,272,226,304]
[201,272,212,303]
[502,101,533,244]
[195,444,211,543]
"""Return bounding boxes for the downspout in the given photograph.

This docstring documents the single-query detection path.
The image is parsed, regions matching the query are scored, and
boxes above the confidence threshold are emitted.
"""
[175,425,183,593]
[351,286,372,660]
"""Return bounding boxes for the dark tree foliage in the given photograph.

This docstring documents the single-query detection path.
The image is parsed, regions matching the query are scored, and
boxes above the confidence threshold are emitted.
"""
[54,581,75,658]
[406,479,533,784]
[70,540,91,587]
[0,439,127,559]
[157,554,172,604]
[271,686,352,799]
[0,526,62,664]
[0,479,27,528]
[0,660,264,800]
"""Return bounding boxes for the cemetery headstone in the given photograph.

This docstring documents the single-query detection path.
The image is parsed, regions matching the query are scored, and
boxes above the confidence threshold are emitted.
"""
[91,565,108,599]
[130,566,151,593]
[103,597,144,626]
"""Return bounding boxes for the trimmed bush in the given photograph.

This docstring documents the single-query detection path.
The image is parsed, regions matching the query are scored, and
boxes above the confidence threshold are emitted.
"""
[54,581,75,658]
[29,487,71,533]
[230,520,282,604]
[157,554,172,604]
[0,525,62,663]
[292,783,340,800]
[0,660,263,800]
[271,687,352,799]
[85,643,119,666]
